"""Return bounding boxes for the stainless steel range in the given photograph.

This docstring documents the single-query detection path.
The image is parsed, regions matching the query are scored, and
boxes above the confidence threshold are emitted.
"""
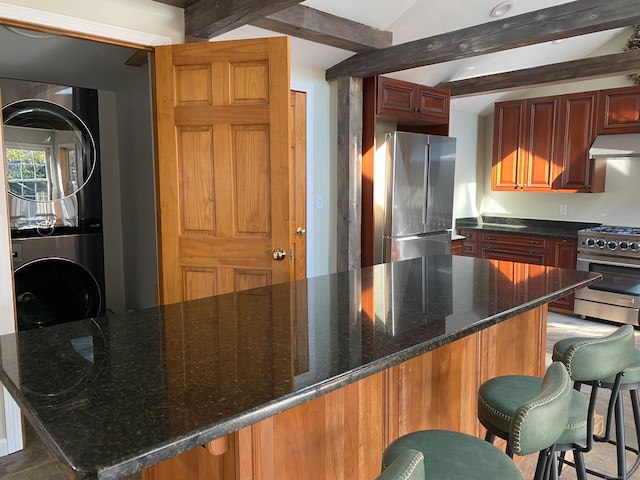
[574,225,640,325]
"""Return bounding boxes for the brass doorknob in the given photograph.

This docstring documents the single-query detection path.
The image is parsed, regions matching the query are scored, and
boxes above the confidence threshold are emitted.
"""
[272,248,286,261]
[296,227,306,236]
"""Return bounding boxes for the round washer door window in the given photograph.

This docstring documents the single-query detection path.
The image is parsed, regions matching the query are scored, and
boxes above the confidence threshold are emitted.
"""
[14,258,102,331]
[2,99,96,202]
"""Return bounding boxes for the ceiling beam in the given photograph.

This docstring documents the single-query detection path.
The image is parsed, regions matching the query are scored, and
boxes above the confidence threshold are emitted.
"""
[151,0,197,8]
[325,0,640,81]
[251,5,392,53]
[437,49,640,97]
[185,0,304,39]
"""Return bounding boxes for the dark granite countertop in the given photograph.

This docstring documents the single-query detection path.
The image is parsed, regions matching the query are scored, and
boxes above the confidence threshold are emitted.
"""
[456,216,601,239]
[0,255,600,479]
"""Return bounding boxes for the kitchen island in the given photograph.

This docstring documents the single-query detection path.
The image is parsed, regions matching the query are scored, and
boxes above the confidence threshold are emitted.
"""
[0,255,600,479]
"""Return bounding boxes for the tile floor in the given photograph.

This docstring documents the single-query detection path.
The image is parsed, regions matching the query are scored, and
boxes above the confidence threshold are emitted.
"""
[0,312,637,479]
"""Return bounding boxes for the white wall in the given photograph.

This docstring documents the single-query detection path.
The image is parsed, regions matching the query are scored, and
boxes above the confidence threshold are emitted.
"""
[291,64,335,277]
[449,110,485,221]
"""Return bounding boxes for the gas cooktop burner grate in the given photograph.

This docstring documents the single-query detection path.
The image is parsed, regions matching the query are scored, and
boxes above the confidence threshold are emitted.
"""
[582,226,640,236]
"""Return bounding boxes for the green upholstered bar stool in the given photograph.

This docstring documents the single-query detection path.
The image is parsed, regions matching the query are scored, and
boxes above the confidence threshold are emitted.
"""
[380,362,573,480]
[553,332,640,479]
[376,449,424,480]
[479,324,635,480]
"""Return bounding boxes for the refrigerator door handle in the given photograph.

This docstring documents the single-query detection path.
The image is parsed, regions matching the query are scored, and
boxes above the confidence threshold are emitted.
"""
[422,144,430,225]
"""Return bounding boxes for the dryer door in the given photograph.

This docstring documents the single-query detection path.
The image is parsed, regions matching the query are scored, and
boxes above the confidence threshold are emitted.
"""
[14,258,102,330]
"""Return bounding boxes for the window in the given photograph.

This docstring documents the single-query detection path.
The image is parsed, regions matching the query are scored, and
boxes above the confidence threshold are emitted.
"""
[5,143,51,201]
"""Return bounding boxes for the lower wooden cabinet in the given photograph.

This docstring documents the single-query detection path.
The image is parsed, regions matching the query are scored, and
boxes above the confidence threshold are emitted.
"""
[458,229,577,311]
[451,239,464,255]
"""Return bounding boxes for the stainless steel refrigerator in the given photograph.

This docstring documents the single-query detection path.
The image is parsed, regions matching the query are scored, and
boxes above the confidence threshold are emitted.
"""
[382,131,456,263]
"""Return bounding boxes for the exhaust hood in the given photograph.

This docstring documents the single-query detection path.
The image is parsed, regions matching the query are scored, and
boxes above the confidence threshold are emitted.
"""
[589,133,640,159]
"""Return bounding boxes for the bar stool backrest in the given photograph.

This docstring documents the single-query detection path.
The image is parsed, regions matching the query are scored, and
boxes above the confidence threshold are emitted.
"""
[376,449,425,480]
[509,361,573,456]
[561,325,635,382]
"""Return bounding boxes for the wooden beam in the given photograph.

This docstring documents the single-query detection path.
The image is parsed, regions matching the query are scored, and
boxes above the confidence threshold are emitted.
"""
[437,49,640,97]
[151,0,197,8]
[326,0,640,81]
[336,77,363,272]
[251,5,392,53]
[185,0,304,39]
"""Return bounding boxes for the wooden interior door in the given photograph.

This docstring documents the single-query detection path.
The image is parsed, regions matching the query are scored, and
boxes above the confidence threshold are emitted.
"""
[290,90,307,281]
[153,37,292,305]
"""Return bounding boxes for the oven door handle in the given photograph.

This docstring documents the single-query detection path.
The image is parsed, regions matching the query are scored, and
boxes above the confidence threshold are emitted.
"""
[577,257,640,269]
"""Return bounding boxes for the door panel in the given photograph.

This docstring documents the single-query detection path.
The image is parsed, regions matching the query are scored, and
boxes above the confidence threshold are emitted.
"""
[154,38,291,304]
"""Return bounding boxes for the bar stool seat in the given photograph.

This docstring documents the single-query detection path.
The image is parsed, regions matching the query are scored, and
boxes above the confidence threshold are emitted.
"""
[381,362,573,480]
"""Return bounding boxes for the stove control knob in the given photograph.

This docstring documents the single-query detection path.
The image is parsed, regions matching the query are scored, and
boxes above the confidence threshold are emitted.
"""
[620,241,629,250]
[631,242,640,251]
[595,239,606,248]
[586,237,596,247]
[607,241,618,250]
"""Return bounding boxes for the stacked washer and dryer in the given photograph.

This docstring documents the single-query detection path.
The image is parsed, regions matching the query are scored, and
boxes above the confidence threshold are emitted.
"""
[1,78,106,331]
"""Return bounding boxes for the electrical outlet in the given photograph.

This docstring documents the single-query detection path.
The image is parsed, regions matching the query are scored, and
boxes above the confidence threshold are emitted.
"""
[316,195,324,209]
[560,204,568,215]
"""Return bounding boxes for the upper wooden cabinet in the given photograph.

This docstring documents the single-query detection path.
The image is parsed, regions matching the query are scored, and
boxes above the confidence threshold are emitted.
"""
[554,91,604,193]
[492,98,557,192]
[597,85,640,134]
[492,91,605,193]
[376,76,450,125]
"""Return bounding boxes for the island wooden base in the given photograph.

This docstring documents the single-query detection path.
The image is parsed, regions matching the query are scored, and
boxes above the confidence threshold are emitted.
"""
[143,305,547,480]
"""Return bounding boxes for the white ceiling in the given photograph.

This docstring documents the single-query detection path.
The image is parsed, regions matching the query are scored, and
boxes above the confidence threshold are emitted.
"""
[0,0,632,116]
[214,0,630,115]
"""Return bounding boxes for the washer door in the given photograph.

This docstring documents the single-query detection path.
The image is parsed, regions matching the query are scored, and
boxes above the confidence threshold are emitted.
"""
[2,99,96,202]
[15,258,102,331]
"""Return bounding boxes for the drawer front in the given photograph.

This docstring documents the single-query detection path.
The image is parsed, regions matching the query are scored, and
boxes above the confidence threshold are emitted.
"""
[480,232,547,248]
[462,243,478,257]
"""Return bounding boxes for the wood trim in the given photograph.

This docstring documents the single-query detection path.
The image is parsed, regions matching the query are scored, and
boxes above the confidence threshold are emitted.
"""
[0,15,158,50]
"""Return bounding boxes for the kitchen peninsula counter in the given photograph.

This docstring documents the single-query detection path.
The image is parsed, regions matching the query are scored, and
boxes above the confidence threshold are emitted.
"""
[0,256,600,479]
[456,216,601,239]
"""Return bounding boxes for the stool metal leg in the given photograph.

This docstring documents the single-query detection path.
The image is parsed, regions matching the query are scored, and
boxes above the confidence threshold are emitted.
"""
[614,391,627,479]
[574,450,588,480]
[627,389,640,477]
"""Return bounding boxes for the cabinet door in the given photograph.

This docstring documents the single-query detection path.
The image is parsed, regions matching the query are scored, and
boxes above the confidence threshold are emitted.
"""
[549,238,577,311]
[554,92,600,192]
[377,76,416,119]
[459,229,478,257]
[492,100,526,190]
[597,86,640,134]
[416,86,450,123]
[522,97,558,191]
